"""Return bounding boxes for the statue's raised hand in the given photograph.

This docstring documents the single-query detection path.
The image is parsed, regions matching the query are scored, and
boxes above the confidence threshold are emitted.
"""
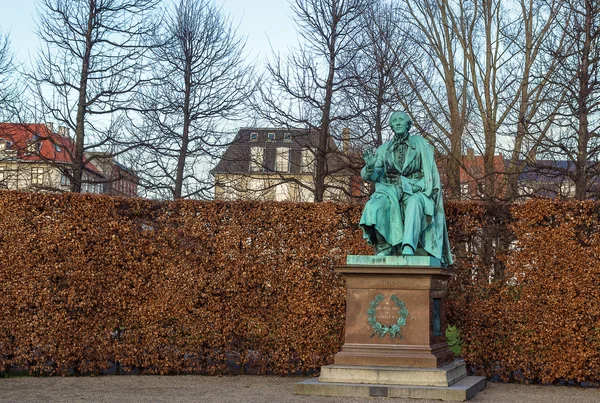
[362,149,376,167]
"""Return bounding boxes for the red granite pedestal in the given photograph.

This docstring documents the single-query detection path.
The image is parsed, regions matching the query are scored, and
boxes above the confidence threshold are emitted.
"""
[295,258,486,401]
[333,265,454,368]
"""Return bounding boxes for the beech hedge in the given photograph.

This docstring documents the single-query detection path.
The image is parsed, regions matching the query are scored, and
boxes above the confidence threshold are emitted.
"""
[0,191,599,384]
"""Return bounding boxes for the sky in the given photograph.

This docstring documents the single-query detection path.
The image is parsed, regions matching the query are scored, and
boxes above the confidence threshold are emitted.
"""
[0,0,299,66]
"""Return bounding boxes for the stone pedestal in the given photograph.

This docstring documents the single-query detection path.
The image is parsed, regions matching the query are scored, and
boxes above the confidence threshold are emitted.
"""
[333,258,454,368]
[295,256,486,401]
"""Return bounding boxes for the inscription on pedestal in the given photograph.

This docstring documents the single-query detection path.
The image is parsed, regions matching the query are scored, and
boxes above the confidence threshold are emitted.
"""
[346,255,442,267]
[376,298,397,326]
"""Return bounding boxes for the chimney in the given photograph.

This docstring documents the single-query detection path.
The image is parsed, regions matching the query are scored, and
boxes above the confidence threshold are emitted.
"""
[466,147,475,160]
[46,122,54,133]
[58,126,70,137]
[342,127,350,155]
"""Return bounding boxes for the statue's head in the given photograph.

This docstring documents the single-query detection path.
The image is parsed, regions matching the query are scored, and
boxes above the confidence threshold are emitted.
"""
[389,111,412,136]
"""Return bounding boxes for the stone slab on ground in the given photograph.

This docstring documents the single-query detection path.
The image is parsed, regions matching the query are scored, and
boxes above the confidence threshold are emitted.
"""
[295,375,487,401]
[319,360,467,387]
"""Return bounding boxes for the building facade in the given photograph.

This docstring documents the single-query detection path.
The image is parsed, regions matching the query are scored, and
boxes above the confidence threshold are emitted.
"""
[211,128,354,202]
[0,123,137,197]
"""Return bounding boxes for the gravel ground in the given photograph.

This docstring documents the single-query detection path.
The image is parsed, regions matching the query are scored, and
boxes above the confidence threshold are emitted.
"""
[0,376,598,403]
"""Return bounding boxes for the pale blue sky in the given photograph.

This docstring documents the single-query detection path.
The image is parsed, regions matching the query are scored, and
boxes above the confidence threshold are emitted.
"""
[0,0,298,65]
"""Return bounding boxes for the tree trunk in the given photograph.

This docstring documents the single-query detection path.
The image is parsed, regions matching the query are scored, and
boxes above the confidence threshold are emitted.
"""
[174,53,193,200]
[315,11,338,203]
[71,3,95,193]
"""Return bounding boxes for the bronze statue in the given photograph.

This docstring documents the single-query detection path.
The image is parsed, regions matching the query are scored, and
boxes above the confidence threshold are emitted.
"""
[359,111,452,266]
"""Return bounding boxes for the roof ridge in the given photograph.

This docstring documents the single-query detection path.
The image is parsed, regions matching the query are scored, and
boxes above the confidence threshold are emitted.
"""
[238,127,311,131]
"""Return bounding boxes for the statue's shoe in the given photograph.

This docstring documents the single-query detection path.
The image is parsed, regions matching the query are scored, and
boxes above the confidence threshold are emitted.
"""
[401,245,415,255]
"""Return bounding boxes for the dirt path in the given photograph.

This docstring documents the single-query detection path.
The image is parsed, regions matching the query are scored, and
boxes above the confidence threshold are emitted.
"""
[1,375,598,402]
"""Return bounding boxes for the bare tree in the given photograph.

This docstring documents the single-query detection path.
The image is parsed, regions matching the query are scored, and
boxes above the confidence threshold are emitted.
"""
[257,0,374,202]
[0,31,21,190]
[0,31,18,121]
[131,0,254,200]
[447,0,520,200]
[345,1,409,148]
[536,0,600,200]
[397,0,472,199]
[502,0,566,200]
[31,0,159,192]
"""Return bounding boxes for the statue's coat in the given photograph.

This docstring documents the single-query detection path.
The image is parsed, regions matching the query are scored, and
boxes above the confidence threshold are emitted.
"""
[359,135,453,266]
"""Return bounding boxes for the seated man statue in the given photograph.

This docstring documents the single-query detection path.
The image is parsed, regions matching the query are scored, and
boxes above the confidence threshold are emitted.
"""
[360,111,452,266]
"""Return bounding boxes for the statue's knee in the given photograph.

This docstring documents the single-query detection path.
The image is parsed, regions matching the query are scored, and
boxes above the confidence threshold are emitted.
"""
[405,194,422,210]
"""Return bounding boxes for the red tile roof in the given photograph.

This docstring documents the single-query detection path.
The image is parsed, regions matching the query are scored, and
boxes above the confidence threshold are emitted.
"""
[0,123,102,176]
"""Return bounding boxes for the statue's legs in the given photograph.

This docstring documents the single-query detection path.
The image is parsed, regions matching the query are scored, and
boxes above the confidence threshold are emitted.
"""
[375,230,395,256]
[401,194,425,255]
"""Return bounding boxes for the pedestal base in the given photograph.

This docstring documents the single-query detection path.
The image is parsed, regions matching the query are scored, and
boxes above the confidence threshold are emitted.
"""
[295,375,486,401]
[320,360,467,387]
[296,360,485,401]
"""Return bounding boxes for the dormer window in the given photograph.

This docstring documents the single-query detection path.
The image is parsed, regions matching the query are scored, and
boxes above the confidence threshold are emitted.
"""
[268,132,275,142]
[54,144,62,152]
[27,135,40,154]
[250,132,258,142]
[283,133,291,142]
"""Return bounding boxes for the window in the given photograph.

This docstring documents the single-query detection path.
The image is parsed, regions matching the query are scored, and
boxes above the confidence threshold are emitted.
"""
[275,147,290,172]
[54,144,62,152]
[0,141,5,151]
[0,166,5,182]
[250,132,258,142]
[60,173,71,186]
[283,133,291,142]
[250,147,264,172]
[267,132,275,142]
[31,167,44,185]
[302,148,315,173]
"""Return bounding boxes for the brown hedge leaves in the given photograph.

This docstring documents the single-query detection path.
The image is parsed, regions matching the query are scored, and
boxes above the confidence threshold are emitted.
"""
[447,200,600,385]
[0,192,369,375]
[0,192,599,384]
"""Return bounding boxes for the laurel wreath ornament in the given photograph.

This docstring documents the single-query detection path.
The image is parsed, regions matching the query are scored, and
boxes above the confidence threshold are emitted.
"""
[367,294,409,338]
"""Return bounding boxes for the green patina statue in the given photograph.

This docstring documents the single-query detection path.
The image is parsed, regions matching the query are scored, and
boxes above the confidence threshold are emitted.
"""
[359,111,453,266]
